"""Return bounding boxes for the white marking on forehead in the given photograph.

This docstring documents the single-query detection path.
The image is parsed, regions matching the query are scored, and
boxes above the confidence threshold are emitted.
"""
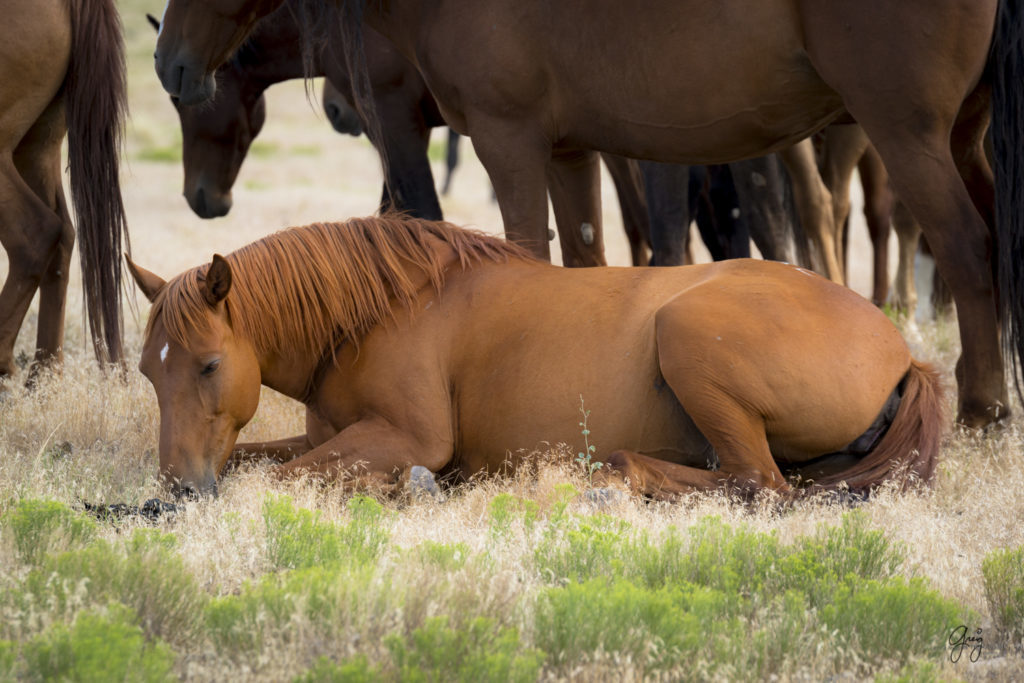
[160,342,169,364]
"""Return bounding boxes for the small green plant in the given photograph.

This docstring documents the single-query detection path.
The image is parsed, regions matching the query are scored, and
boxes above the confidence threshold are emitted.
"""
[575,396,603,485]
[415,540,470,570]
[487,494,539,540]
[385,616,544,682]
[263,495,388,570]
[820,577,967,665]
[20,528,205,645]
[3,499,97,566]
[982,545,1024,649]
[293,655,379,683]
[21,604,175,683]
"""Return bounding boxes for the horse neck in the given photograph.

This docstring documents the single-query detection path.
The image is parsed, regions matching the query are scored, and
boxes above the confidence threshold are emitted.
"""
[236,4,324,87]
[254,229,462,402]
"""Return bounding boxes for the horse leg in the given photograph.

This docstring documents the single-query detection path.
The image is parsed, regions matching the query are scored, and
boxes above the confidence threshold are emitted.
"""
[705,165,750,259]
[819,125,870,279]
[14,101,75,382]
[377,93,443,220]
[229,434,312,465]
[547,148,605,267]
[862,130,1004,425]
[601,153,650,266]
[890,199,922,320]
[639,161,690,266]
[603,449,733,501]
[441,129,460,196]
[731,156,807,265]
[779,139,842,283]
[468,119,552,260]
[857,145,895,306]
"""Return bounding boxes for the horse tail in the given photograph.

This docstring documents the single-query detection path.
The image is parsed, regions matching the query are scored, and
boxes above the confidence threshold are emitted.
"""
[66,0,129,364]
[813,360,945,494]
[992,0,1024,393]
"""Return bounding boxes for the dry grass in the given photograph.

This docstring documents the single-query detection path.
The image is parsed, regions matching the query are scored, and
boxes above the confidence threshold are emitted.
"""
[0,2,1022,680]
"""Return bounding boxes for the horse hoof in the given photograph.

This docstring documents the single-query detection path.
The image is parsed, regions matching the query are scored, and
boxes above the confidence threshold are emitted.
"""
[583,487,629,510]
[407,465,443,501]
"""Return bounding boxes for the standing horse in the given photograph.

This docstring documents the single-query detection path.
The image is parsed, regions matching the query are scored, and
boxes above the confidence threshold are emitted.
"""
[0,0,128,381]
[153,0,1022,427]
[127,217,942,500]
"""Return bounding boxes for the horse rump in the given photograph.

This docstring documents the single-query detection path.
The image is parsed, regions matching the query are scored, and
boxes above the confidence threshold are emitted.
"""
[805,359,945,494]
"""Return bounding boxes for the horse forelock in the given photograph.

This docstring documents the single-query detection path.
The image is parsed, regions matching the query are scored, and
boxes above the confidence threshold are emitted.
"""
[146,217,529,360]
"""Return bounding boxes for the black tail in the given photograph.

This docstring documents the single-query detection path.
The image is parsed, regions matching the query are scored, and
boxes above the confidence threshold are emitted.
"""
[66,0,129,364]
[992,0,1024,391]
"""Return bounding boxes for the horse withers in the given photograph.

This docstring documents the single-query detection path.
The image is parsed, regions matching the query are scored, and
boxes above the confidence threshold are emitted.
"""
[127,217,942,501]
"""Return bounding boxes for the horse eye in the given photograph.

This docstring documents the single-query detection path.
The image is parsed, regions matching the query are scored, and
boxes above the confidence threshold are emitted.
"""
[201,359,221,376]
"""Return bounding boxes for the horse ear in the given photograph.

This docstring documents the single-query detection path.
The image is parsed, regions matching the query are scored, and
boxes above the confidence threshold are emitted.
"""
[203,254,232,307]
[146,13,160,32]
[125,254,166,303]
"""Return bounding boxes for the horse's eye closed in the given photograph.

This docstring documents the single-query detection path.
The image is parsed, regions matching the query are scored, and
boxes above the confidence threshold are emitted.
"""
[201,359,221,376]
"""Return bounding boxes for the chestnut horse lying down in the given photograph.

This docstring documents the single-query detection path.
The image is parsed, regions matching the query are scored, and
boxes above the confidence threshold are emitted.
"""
[127,217,943,500]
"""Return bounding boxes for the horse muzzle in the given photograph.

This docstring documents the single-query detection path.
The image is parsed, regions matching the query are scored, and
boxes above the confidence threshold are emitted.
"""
[154,51,217,106]
[186,186,233,219]
[169,473,219,501]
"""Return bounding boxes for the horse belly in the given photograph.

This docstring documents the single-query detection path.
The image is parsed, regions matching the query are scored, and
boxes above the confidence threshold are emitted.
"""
[543,2,843,161]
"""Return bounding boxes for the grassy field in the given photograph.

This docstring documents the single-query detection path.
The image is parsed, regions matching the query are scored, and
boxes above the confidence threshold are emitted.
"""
[1,1,1023,680]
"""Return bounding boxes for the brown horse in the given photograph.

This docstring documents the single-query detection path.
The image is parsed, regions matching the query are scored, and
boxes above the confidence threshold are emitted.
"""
[127,216,941,500]
[153,0,1022,428]
[0,0,128,381]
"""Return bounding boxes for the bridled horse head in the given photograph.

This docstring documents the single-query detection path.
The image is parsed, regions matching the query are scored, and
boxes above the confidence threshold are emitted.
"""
[153,0,1024,429]
[129,217,942,501]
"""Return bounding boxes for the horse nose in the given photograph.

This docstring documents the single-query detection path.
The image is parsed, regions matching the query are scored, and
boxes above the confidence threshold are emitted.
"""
[172,477,218,501]
[188,187,232,219]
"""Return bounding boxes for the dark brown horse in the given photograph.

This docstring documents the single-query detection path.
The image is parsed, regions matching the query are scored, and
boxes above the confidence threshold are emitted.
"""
[128,217,942,500]
[153,0,1022,427]
[0,0,128,381]
[149,7,446,220]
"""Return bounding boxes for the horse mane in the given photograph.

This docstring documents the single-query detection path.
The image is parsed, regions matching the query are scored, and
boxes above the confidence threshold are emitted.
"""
[149,217,530,360]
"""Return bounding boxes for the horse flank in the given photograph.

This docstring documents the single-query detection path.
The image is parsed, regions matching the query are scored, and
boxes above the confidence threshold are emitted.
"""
[149,217,529,359]
[67,0,129,363]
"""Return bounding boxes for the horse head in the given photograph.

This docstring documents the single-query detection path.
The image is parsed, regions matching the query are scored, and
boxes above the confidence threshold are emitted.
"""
[154,0,282,105]
[128,254,261,499]
[148,14,266,219]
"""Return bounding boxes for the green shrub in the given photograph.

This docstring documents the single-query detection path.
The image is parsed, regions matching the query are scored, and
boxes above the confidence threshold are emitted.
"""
[415,541,470,570]
[263,495,387,570]
[821,578,967,664]
[982,545,1024,649]
[3,499,97,566]
[21,604,175,683]
[205,565,377,654]
[0,640,14,681]
[292,655,379,683]
[534,514,631,582]
[20,529,204,645]
[487,493,539,540]
[385,616,544,683]
[535,578,748,676]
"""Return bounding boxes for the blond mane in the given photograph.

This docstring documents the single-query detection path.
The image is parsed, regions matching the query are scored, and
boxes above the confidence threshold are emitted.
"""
[148,216,530,359]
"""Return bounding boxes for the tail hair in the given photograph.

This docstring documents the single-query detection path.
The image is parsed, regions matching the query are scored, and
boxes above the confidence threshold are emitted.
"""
[67,0,129,364]
[812,359,946,494]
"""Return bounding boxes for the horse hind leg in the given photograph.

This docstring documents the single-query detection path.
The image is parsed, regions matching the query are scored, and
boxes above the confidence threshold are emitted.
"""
[0,161,68,382]
[14,102,76,383]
